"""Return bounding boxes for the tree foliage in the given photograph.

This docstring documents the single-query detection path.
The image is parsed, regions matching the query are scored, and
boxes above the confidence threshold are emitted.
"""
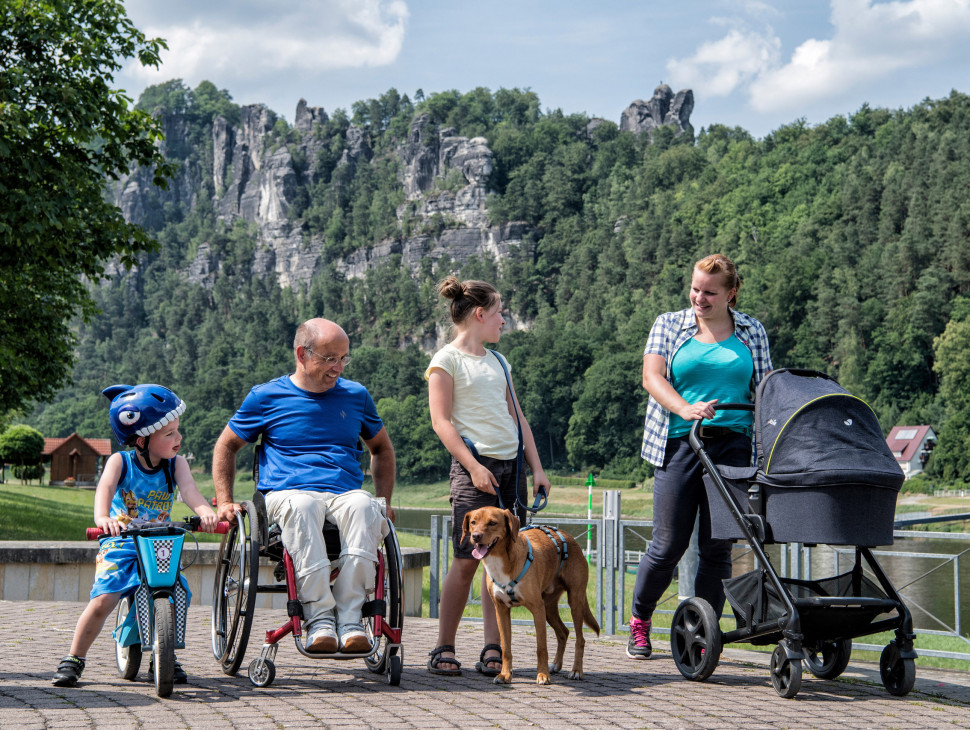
[0,424,44,467]
[0,0,175,414]
[17,83,970,482]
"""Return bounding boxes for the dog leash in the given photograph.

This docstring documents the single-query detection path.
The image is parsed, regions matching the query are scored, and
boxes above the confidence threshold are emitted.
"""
[488,350,548,517]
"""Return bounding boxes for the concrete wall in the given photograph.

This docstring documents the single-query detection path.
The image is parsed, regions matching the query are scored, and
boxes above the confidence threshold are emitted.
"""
[0,541,428,617]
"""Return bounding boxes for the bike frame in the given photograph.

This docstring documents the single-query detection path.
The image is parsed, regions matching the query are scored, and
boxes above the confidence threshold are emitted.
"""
[110,525,190,651]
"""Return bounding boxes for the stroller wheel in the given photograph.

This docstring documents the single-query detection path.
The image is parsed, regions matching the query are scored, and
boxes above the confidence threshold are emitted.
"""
[803,638,851,680]
[880,642,915,697]
[770,644,802,699]
[670,597,722,681]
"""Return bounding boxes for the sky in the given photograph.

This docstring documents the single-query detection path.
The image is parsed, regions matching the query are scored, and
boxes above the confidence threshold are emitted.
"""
[116,0,970,139]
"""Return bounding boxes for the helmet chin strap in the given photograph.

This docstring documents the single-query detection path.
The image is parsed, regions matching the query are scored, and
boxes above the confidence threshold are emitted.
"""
[138,435,155,469]
[136,435,174,492]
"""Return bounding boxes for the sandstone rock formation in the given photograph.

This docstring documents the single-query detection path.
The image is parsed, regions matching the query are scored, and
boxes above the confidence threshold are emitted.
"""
[114,98,532,291]
[620,84,694,138]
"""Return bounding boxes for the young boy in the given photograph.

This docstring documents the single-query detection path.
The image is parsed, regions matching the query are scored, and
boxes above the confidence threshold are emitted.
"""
[52,384,218,688]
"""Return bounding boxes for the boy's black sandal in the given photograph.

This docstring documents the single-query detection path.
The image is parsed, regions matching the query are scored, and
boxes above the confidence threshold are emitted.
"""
[148,656,188,684]
[427,645,462,675]
[475,643,502,676]
[52,655,85,687]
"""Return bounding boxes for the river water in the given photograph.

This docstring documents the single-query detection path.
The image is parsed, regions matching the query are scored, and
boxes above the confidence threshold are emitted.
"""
[393,507,970,636]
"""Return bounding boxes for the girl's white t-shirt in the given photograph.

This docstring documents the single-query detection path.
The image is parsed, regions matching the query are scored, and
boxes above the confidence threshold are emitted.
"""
[425,343,519,460]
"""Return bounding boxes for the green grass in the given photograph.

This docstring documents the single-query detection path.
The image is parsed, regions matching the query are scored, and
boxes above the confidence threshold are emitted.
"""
[0,476,221,542]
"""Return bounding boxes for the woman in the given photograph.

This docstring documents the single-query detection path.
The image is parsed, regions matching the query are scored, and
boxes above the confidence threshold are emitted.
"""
[425,276,551,676]
[627,254,772,659]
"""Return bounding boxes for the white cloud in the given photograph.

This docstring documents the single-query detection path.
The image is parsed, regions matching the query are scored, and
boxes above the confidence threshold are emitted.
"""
[666,28,781,97]
[121,0,408,88]
[750,0,970,112]
[667,0,970,115]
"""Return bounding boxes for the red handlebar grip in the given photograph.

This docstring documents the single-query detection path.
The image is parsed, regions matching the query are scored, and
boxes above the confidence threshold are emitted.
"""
[215,521,230,534]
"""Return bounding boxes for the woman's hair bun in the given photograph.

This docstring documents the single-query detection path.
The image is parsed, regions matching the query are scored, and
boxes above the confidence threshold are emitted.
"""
[438,275,463,300]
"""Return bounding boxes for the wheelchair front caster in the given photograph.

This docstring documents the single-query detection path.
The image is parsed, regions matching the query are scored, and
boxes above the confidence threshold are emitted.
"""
[386,653,402,686]
[249,657,276,687]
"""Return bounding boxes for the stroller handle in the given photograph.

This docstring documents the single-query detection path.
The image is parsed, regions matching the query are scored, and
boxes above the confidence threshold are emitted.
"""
[687,403,755,453]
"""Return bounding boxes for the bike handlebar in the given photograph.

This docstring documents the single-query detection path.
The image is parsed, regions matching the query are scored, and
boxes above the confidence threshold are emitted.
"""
[86,517,230,541]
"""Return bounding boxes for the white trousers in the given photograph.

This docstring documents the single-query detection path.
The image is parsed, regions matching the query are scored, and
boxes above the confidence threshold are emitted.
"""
[263,489,388,629]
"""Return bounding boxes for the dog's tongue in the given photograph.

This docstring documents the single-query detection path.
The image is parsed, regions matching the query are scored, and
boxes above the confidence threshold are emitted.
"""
[472,544,489,560]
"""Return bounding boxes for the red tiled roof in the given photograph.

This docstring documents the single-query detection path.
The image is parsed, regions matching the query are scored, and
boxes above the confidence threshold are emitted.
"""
[886,425,932,463]
[42,433,113,457]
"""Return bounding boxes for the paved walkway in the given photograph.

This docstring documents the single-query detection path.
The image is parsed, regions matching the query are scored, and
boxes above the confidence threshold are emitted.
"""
[3,600,969,729]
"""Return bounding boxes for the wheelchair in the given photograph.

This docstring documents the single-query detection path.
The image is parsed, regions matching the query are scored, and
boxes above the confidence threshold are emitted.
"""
[210,492,404,687]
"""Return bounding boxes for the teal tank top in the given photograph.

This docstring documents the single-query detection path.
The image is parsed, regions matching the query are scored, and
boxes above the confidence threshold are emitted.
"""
[668,334,754,438]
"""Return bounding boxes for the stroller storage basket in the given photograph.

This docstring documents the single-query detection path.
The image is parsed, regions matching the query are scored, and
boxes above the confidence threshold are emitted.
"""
[724,568,899,646]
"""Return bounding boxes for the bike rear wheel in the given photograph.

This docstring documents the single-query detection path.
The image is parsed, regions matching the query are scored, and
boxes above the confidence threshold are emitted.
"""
[114,595,142,680]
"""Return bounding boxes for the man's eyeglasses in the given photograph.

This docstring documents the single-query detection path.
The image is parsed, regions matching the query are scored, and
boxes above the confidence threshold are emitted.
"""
[304,347,352,366]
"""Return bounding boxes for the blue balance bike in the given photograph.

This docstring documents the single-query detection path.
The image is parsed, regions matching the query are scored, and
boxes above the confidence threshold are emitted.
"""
[88,517,228,697]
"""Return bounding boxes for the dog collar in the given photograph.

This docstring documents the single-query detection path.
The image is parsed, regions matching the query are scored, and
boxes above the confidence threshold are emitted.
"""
[488,536,534,603]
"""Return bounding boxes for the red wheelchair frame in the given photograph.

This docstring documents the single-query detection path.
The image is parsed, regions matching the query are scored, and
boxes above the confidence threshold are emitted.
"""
[211,498,404,687]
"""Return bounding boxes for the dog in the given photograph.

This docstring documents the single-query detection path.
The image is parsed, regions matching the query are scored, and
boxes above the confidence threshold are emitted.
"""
[462,506,600,685]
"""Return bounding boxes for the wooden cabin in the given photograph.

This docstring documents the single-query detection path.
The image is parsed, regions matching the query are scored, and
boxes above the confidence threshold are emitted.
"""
[43,433,113,485]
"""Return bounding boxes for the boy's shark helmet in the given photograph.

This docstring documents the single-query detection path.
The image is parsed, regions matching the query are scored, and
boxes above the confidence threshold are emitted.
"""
[103,384,186,446]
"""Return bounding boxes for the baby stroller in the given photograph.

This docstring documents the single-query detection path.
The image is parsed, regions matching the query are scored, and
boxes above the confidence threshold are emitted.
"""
[672,368,916,699]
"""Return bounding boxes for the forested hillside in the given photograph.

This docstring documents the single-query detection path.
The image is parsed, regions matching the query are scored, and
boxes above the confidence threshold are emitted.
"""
[23,84,970,483]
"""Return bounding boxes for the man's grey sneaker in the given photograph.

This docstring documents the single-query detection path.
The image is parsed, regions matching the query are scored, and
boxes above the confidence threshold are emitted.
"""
[52,655,85,687]
[306,618,338,653]
[338,622,370,653]
[626,615,653,659]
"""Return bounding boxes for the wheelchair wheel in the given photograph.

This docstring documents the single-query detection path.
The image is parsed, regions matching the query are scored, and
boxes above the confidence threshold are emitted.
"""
[153,597,176,698]
[114,594,142,680]
[212,500,260,676]
[365,519,404,676]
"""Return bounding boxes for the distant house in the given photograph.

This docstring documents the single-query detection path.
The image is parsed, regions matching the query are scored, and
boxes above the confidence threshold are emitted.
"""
[43,433,113,485]
[886,425,936,479]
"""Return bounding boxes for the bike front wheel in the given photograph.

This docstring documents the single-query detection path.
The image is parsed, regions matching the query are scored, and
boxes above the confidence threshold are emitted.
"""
[153,597,176,698]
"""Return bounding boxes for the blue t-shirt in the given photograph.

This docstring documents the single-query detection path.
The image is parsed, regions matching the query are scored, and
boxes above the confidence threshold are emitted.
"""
[109,450,177,523]
[228,375,384,494]
[668,335,754,438]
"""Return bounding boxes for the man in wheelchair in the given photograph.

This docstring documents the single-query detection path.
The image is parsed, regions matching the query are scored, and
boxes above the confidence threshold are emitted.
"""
[213,318,396,654]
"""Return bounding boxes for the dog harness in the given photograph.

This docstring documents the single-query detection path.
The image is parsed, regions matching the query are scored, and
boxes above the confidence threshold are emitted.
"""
[522,525,569,580]
[488,525,569,604]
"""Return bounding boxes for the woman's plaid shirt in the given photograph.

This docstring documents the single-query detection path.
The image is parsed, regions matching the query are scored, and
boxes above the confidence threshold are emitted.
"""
[640,307,772,466]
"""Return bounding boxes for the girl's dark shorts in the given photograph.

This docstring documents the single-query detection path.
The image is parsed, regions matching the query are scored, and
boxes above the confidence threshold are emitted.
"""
[449,455,525,559]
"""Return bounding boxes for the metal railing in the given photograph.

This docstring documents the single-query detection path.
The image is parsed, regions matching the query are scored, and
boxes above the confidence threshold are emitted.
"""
[429,490,970,665]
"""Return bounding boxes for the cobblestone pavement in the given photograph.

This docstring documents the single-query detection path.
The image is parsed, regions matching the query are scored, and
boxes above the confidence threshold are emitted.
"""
[3,600,969,729]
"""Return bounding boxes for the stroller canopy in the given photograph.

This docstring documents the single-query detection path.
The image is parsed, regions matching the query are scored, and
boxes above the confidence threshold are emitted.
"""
[754,369,904,491]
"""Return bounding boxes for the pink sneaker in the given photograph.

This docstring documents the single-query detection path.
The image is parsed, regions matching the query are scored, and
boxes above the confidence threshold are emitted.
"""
[626,615,652,659]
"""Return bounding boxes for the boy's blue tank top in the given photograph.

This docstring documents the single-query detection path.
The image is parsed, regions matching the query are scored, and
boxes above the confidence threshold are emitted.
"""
[668,335,754,438]
[109,450,177,524]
